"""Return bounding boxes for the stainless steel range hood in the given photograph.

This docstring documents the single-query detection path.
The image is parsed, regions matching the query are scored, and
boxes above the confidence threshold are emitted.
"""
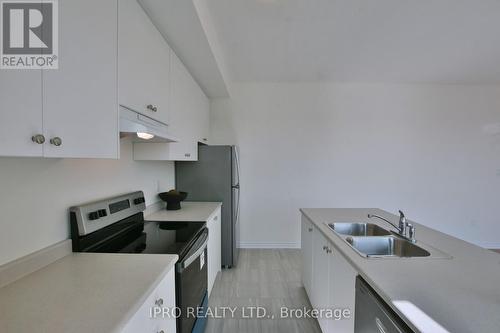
[120,106,178,142]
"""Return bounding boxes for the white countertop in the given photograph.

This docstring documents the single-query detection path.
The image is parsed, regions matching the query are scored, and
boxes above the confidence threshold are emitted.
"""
[300,208,500,333]
[0,252,178,333]
[146,201,222,222]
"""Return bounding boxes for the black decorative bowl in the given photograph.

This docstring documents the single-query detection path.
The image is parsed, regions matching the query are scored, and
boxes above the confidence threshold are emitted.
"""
[158,191,188,210]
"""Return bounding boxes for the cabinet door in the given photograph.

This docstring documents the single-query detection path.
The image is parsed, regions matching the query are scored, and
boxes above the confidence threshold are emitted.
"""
[133,50,207,161]
[118,0,170,124]
[301,216,314,298]
[122,268,176,333]
[311,231,330,332]
[0,71,43,157]
[42,0,118,158]
[328,246,357,333]
[153,268,177,333]
[199,106,210,144]
[207,207,222,296]
[193,79,209,144]
[166,52,199,160]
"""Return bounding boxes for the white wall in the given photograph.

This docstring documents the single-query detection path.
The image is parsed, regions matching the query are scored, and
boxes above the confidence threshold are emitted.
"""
[210,82,500,249]
[0,138,174,265]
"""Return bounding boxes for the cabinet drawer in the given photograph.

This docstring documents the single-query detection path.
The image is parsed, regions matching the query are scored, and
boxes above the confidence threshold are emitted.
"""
[122,268,176,333]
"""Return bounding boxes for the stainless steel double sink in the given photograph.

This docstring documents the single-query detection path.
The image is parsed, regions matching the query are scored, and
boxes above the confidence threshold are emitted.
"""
[328,223,450,259]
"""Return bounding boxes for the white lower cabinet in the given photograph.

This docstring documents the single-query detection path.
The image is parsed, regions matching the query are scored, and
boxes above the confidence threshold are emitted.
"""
[312,229,332,332]
[207,207,222,296]
[303,219,357,333]
[301,216,314,297]
[327,240,357,333]
[121,267,176,333]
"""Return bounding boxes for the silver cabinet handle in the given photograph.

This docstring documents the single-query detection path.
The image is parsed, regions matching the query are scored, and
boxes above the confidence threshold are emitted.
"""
[214,215,218,221]
[146,104,157,112]
[155,298,164,306]
[326,247,333,254]
[157,331,164,333]
[184,153,191,157]
[322,245,328,251]
[203,138,208,142]
[50,137,62,146]
[308,228,313,232]
[31,134,45,144]
[153,106,158,112]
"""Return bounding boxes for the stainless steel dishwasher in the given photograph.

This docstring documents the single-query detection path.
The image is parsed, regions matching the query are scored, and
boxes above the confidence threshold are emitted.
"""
[355,277,413,333]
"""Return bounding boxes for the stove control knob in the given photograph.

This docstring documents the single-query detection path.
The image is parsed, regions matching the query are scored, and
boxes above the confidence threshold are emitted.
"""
[134,197,145,205]
[88,211,99,221]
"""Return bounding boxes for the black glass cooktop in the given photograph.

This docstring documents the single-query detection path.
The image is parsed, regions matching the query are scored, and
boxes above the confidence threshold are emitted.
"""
[140,221,206,258]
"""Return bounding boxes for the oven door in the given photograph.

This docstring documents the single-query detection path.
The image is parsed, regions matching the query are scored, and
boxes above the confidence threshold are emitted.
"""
[176,228,209,333]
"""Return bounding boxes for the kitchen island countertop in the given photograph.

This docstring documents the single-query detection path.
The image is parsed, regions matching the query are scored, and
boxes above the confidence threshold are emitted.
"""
[300,208,500,333]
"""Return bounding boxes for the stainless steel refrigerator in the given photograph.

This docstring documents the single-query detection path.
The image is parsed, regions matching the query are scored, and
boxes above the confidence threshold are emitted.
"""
[175,145,240,268]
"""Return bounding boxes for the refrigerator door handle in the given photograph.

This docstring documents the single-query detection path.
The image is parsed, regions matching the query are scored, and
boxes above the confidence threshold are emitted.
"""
[235,189,240,223]
[232,184,240,189]
[233,146,241,187]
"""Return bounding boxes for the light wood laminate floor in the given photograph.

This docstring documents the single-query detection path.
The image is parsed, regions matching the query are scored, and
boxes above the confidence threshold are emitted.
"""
[205,249,322,333]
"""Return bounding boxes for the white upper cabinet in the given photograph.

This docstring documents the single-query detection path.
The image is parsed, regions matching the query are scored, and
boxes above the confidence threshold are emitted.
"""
[0,0,118,159]
[191,74,210,145]
[133,50,209,161]
[43,0,119,158]
[0,71,43,157]
[198,94,210,144]
[118,0,170,125]
[165,52,200,160]
[0,0,205,160]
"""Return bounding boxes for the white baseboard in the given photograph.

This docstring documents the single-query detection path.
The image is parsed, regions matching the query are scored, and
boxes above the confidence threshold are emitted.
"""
[238,242,300,249]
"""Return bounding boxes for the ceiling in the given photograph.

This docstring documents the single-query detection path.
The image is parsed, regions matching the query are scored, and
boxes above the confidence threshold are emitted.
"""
[140,0,231,98]
[204,0,500,84]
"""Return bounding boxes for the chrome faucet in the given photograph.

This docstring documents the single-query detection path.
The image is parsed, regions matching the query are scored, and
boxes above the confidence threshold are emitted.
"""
[367,210,415,242]
[397,210,407,235]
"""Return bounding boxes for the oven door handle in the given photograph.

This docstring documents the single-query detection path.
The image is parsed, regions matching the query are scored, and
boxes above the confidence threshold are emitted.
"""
[177,232,209,272]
